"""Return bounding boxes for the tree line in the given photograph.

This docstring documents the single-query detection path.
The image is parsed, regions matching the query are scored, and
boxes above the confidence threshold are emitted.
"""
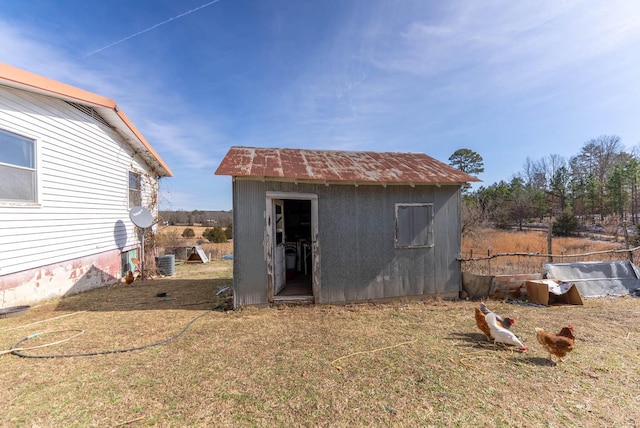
[181,225,232,243]
[451,135,640,237]
[159,210,232,227]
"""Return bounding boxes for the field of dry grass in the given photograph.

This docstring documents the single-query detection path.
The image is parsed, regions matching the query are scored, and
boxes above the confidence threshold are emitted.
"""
[1,231,639,426]
[462,228,630,275]
[156,225,233,261]
[160,225,221,239]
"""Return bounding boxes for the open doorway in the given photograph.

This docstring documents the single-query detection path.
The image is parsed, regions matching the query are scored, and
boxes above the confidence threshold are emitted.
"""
[267,192,317,303]
[276,199,313,297]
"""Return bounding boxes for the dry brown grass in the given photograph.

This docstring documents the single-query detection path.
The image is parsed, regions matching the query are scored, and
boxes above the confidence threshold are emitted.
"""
[1,240,640,427]
[156,225,233,261]
[462,228,630,275]
[190,242,233,261]
[463,227,623,255]
[161,225,221,237]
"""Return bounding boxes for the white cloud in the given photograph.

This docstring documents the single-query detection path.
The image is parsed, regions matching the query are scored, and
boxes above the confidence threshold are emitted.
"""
[0,17,232,208]
[5,1,640,209]
[141,120,223,170]
[274,0,640,147]
[336,1,640,99]
[0,17,225,168]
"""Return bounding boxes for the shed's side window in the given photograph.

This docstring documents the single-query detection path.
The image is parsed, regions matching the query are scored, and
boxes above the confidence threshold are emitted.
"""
[129,171,142,208]
[395,203,434,248]
[0,129,37,203]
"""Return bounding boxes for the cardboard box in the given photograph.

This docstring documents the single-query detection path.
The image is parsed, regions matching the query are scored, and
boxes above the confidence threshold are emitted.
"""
[526,279,583,306]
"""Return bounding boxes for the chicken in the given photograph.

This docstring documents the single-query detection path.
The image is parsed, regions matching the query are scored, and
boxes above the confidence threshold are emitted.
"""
[125,270,135,285]
[475,307,493,340]
[479,302,515,328]
[485,312,527,351]
[475,303,515,340]
[535,325,575,364]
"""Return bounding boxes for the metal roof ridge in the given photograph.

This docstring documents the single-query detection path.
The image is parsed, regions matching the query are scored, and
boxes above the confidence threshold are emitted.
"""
[228,145,430,155]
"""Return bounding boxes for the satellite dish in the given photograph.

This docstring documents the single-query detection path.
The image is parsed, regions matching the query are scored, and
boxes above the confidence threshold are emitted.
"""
[129,206,153,281]
[129,206,153,228]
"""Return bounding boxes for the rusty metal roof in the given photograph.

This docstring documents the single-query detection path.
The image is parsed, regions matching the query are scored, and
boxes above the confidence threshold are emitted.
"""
[215,146,480,185]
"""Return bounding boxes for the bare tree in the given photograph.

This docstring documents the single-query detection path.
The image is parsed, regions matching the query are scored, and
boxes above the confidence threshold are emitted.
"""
[572,135,624,183]
[569,136,624,218]
[522,157,547,190]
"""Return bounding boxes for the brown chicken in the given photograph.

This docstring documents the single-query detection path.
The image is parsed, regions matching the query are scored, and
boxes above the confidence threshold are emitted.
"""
[475,303,515,341]
[125,270,135,285]
[535,325,575,364]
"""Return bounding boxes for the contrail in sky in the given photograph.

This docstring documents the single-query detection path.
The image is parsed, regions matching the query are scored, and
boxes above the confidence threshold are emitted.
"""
[84,0,222,58]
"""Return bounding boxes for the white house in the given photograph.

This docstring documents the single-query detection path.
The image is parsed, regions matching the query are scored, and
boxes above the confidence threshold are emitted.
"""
[0,63,172,308]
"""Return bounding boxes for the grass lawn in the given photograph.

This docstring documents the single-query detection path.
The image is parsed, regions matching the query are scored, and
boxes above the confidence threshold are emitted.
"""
[1,260,639,427]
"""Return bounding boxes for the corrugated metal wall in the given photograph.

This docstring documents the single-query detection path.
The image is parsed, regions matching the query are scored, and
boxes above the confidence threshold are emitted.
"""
[231,180,270,306]
[232,179,462,307]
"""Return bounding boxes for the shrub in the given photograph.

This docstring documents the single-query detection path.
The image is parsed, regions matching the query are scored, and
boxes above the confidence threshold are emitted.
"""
[552,211,579,236]
[160,230,182,252]
[182,228,195,238]
[203,227,227,243]
[224,224,233,240]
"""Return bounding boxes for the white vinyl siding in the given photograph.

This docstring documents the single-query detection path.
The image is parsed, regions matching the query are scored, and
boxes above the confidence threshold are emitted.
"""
[0,84,158,276]
[0,128,38,203]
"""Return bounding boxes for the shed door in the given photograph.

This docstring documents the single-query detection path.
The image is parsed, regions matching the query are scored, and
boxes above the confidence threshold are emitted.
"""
[273,200,286,294]
[266,192,319,304]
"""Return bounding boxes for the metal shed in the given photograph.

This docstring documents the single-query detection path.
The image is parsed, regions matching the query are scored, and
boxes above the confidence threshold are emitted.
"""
[215,146,479,308]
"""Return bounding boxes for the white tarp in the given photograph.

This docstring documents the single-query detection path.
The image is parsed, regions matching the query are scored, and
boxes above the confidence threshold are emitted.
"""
[543,260,640,297]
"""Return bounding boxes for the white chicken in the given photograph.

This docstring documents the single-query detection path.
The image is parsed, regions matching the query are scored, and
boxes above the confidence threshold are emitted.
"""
[485,312,527,351]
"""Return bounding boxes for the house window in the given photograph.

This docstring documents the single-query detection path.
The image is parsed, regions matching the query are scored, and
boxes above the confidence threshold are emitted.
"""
[395,203,434,248]
[129,171,142,208]
[0,129,37,203]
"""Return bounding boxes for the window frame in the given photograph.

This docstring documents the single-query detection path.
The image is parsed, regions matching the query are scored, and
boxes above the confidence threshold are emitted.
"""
[394,203,435,248]
[0,128,41,206]
[121,248,139,276]
[128,170,142,209]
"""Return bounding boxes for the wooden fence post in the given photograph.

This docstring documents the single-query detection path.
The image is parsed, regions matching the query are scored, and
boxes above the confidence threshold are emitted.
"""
[547,224,553,263]
[623,221,633,263]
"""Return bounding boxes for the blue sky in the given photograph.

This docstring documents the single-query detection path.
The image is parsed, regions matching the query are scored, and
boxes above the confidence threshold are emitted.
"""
[2,0,640,211]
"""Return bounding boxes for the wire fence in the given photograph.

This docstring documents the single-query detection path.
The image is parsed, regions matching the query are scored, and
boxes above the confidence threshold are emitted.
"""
[459,245,640,276]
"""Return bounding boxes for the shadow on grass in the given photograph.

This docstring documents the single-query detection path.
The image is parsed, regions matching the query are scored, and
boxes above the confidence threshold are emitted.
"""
[521,356,557,366]
[55,278,233,312]
[449,331,489,344]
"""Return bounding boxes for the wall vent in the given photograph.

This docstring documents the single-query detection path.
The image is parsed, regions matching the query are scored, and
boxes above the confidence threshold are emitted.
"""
[65,101,111,128]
